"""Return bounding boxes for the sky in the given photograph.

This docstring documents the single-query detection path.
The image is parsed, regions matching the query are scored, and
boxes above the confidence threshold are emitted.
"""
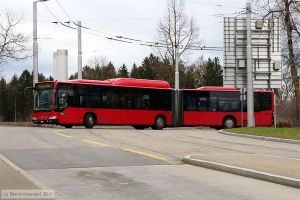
[0,0,247,80]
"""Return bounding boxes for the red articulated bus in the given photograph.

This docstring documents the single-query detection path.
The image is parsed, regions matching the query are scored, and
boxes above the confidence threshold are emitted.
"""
[32,78,172,129]
[32,78,274,129]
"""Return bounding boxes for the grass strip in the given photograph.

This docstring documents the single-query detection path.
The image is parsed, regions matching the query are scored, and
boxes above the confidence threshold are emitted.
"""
[227,127,300,140]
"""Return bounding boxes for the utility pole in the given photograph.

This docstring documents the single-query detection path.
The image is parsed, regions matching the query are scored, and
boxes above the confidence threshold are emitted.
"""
[14,96,17,123]
[175,45,179,90]
[246,3,255,127]
[33,1,38,87]
[77,21,82,79]
[173,45,180,126]
[33,0,49,87]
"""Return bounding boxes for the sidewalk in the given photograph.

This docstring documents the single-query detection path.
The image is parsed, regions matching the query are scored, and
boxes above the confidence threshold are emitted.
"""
[0,157,40,190]
[183,153,300,188]
[0,154,59,200]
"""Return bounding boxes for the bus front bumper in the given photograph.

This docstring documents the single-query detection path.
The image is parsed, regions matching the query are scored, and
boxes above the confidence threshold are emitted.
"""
[32,119,58,124]
[32,116,58,124]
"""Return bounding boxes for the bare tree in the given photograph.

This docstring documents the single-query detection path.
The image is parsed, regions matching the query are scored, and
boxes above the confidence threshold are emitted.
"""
[156,0,200,66]
[87,55,109,68]
[0,10,29,65]
[279,66,295,101]
[192,55,206,87]
[254,0,300,127]
[283,0,300,127]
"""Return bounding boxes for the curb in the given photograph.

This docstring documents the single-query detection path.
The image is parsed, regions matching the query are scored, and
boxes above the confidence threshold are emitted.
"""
[182,155,300,189]
[0,154,63,200]
[219,129,300,145]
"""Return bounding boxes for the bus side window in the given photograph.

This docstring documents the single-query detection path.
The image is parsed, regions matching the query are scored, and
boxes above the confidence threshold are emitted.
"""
[111,93,119,109]
[144,96,150,110]
[261,93,272,111]
[254,92,261,112]
[102,95,110,108]
[158,90,171,110]
[187,95,197,111]
[198,97,208,111]
[209,97,217,111]
[183,94,188,111]
[132,91,143,110]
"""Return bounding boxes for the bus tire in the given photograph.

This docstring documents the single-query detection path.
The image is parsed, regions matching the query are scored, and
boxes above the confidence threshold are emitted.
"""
[64,125,73,128]
[152,115,166,130]
[222,116,236,129]
[84,113,95,129]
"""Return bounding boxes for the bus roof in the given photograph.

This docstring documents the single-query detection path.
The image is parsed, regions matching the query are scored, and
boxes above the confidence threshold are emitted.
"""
[197,86,239,91]
[185,86,272,93]
[56,78,171,89]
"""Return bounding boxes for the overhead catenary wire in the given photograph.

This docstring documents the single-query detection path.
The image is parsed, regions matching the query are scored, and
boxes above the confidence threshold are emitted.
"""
[186,0,245,9]
[43,0,225,52]
[42,2,77,30]
[81,16,160,22]
[55,0,108,35]
[55,0,73,21]
[54,0,237,41]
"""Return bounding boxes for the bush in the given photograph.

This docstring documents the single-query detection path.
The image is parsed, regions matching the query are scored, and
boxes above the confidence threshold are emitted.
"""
[276,100,297,127]
[276,121,292,128]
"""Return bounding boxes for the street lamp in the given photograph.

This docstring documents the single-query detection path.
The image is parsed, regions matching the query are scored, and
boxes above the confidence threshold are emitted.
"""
[33,0,50,87]
[255,9,284,29]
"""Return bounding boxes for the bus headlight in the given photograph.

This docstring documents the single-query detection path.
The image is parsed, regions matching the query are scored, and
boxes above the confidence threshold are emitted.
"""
[49,116,57,120]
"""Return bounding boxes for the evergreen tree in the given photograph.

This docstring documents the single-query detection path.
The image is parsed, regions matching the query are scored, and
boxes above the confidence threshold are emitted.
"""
[18,70,33,121]
[94,64,102,80]
[69,73,78,80]
[117,64,129,78]
[139,57,154,79]
[202,57,223,86]
[130,63,139,78]
[38,73,46,82]
[0,78,7,121]
[6,75,19,121]
[139,54,164,80]
[161,58,174,86]
[83,65,97,80]
[48,75,54,81]
[183,66,196,88]
[103,62,116,79]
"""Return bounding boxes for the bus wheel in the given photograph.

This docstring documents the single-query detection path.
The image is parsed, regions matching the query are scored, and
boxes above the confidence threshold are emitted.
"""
[84,113,95,129]
[152,116,166,130]
[64,125,73,128]
[222,117,236,129]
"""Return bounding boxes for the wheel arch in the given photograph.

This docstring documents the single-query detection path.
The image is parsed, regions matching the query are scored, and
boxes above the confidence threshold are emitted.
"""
[222,115,237,128]
[83,112,98,125]
[155,114,166,124]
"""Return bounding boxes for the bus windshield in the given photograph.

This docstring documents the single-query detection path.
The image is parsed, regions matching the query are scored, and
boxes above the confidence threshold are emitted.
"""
[34,83,54,112]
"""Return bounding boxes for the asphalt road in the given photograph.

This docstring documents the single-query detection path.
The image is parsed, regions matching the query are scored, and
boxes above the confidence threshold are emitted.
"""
[0,126,299,200]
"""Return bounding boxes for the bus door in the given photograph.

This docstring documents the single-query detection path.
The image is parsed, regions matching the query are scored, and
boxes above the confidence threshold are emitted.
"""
[183,91,215,126]
[209,96,219,125]
[256,92,273,126]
